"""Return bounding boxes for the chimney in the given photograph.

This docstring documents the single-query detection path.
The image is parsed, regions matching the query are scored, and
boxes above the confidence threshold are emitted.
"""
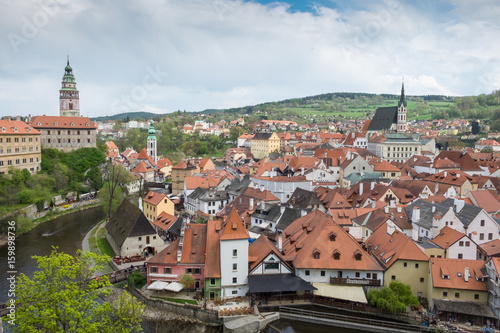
[261,184,264,192]
[367,244,373,255]
[249,198,254,210]
[444,171,447,177]
[371,181,375,191]
[412,206,420,222]
[280,204,286,214]
[397,206,402,213]
[432,206,436,213]
[278,234,283,251]
[384,206,389,214]
[371,201,376,209]
[464,267,469,282]
[359,182,363,196]
[301,167,304,176]
[434,182,439,194]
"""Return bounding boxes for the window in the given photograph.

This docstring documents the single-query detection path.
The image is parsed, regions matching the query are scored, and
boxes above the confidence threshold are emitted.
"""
[164,267,171,274]
[367,273,371,278]
[355,272,360,278]
[354,252,362,261]
[372,273,378,280]
[455,292,460,298]
[305,270,310,276]
[265,262,279,270]
[232,249,237,257]
[232,263,237,271]
[194,268,201,274]
[480,233,484,241]
[474,294,479,300]
[138,237,142,241]
[459,241,464,246]
[481,220,485,226]
[314,252,320,260]
[489,233,493,240]
[420,277,424,283]
[465,241,470,247]
[391,275,396,280]
[232,277,237,284]
[210,278,216,286]
[150,266,158,273]
[404,262,407,267]
[458,253,463,259]
[187,268,193,274]
[415,263,419,269]
[443,291,448,297]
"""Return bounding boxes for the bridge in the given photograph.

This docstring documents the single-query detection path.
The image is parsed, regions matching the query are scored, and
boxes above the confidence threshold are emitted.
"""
[278,306,429,333]
[0,266,146,317]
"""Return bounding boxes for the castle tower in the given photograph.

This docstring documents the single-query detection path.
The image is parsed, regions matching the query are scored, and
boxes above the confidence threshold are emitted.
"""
[397,78,408,133]
[59,56,80,117]
[147,120,157,164]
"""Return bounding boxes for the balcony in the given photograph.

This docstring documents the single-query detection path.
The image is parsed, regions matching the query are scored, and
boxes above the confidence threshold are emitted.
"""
[330,277,381,286]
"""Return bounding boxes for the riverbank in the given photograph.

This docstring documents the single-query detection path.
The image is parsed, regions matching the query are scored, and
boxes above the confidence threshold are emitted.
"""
[0,200,104,247]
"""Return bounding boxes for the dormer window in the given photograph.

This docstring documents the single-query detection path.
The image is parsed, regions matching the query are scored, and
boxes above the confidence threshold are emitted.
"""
[354,250,362,261]
[54,122,58,126]
[313,248,321,260]
[71,122,74,126]
[86,123,89,127]
[333,249,341,260]
[37,122,41,126]
[329,232,336,242]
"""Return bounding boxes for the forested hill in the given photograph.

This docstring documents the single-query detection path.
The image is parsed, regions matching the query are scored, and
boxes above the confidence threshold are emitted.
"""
[91,111,161,122]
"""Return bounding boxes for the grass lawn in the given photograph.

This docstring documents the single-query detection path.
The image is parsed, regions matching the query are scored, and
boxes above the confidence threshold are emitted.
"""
[152,296,198,305]
[97,225,116,257]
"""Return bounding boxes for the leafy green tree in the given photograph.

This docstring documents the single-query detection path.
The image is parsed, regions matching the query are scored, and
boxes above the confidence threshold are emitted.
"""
[179,272,195,289]
[101,163,134,219]
[481,146,494,153]
[15,248,143,332]
[367,281,419,314]
[471,120,480,135]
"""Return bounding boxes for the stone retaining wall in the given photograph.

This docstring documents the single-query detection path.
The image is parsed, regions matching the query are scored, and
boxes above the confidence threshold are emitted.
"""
[128,286,222,326]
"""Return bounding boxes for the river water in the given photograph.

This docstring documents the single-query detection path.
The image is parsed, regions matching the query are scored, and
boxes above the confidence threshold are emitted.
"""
[0,206,104,304]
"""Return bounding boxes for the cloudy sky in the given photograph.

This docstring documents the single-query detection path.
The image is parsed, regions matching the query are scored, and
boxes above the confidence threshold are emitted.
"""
[1,0,499,118]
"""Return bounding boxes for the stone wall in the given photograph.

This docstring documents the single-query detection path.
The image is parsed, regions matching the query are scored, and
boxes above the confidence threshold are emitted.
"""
[128,286,222,326]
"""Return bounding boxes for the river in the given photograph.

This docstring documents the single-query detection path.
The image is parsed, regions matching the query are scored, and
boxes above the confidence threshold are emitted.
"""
[0,206,104,304]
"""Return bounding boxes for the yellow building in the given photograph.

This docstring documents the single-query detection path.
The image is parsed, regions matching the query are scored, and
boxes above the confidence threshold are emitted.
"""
[171,159,199,196]
[250,132,280,159]
[142,191,175,221]
[366,224,430,298]
[0,119,41,175]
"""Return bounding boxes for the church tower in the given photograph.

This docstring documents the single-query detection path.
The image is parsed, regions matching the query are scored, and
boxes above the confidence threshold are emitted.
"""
[397,79,408,133]
[147,120,157,164]
[59,56,80,117]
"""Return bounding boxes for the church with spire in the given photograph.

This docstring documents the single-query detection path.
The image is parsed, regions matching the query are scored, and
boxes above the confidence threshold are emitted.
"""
[59,56,80,117]
[366,80,408,138]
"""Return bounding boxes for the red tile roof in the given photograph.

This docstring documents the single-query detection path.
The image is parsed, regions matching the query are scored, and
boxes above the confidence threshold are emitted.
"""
[205,219,223,278]
[432,226,468,248]
[30,116,96,129]
[151,211,178,232]
[430,258,486,291]
[248,235,293,272]
[0,120,40,134]
[220,209,250,240]
[143,191,166,206]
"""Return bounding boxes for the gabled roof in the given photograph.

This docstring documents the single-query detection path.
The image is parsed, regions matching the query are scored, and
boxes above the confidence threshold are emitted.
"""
[432,226,468,248]
[180,223,207,264]
[106,200,157,248]
[434,151,482,172]
[205,220,223,278]
[252,132,275,140]
[366,223,429,269]
[430,258,486,291]
[248,235,292,272]
[282,210,383,271]
[105,141,118,150]
[479,239,500,257]
[275,207,301,231]
[243,186,280,202]
[132,161,154,173]
[251,202,282,222]
[287,187,323,209]
[469,190,500,213]
[143,191,166,206]
[220,209,250,240]
[0,120,40,135]
[366,106,397,131]
[151,211,182,235]
[156,157,173,169]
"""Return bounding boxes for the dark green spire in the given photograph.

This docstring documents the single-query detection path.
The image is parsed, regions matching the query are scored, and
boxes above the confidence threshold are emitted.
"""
[398,78,407,108]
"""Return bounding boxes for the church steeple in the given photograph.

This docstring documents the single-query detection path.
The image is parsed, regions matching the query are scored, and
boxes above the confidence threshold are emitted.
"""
[398,77,407,108]
[397,77,408,133]
[147,120,157,164]
[59,56,80,117]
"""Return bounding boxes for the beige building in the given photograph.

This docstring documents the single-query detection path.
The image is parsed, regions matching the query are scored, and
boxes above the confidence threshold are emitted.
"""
[251,132,280,159]
[29,116,97,152]
[171,159,199,195]
[0,119,41,175]
[367,133,422,164]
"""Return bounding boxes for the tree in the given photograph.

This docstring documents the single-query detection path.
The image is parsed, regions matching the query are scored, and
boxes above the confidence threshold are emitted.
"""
[178,272,195,295]
[15,248,144,332]
[367,281,419,314]
[471,120,480,135]
[481,146,494,153]
[102,163,134,219]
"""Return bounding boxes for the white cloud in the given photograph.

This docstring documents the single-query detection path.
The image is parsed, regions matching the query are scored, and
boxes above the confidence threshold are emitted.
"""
[0,0,499,117]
